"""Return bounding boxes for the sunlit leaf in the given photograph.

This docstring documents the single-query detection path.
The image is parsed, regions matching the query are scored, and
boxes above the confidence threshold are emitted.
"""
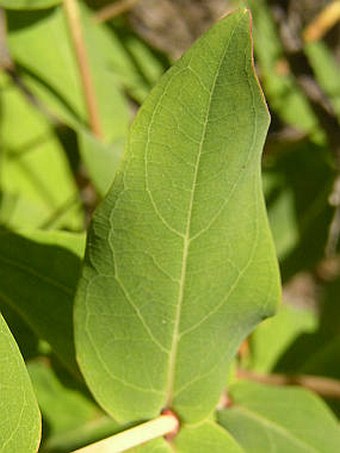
[75,9,280,424]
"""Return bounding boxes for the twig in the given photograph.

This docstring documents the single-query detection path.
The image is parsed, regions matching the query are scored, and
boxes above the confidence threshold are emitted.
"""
[238,369,340,399]
[71,413,179,453]
[304,1,340,43]
[63,0,103,139]
[0,8,12,70]
[94,0,140,24]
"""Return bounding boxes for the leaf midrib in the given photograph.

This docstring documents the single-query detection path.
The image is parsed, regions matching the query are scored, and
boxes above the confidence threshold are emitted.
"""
[165,16,244,406]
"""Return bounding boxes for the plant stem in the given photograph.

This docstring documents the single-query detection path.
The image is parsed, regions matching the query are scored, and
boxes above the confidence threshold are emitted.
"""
[63,0,103,139]
[303,1,340,43]
[71,413,179,453]
[94,0,140,24]
[238,369,340,399]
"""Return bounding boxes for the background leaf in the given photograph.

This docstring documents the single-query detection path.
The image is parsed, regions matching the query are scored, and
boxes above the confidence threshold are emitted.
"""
[77,130,124,197]
[0,73,83,230]
[0,313,41,452]
[218,381,340,452]
[27,360,120,453]
[75,9,280,425]
[7,4,129,142]
[173,422,243,452]
[0,229,85,377]
[0,0,61,10]
[245,304,317,374]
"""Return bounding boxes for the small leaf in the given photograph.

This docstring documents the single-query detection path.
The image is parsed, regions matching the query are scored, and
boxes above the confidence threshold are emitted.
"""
[173,421,243,452]
[218,381,340,452]
[75,9,280,424]
[0,313,41,452]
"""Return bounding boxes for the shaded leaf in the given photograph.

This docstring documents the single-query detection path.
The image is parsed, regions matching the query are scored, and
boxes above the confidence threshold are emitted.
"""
[263,142,334,281]
[0,229,85,376]
[305,41,340,120]
[0,302,39,361]
[249,0,318,134]
[78,130,124,197]
[218,381,340,452]
[246,304,317,373]
[75,9,280,424]
[0,313,41,452]
[276,276,340,382]
[27,360,120,453]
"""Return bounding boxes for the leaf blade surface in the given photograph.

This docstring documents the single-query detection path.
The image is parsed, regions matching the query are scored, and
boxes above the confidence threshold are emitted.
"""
[75,9,280,423]
[0,313,41,452]
[217,381,340,452]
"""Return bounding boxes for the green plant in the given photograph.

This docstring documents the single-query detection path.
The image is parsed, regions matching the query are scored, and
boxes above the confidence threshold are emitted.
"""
[1,1,340,452]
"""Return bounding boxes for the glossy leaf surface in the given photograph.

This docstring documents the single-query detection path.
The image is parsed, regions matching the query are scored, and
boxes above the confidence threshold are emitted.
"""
[75,9,280,424]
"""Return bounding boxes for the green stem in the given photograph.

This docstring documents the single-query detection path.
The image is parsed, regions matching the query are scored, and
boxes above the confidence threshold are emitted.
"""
[94,0,140,24]
[71,413,179,452]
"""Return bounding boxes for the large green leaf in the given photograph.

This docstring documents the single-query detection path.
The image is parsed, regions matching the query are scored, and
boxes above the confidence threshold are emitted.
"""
[0,313,41,452]
[75,9,280,424]
[218,381,340,452]
[0,229,85,377]
[0,0,60,9]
